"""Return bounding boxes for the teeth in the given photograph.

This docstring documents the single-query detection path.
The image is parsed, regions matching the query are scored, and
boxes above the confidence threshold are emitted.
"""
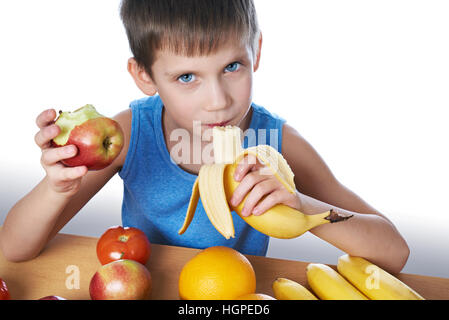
[179,126,353,239]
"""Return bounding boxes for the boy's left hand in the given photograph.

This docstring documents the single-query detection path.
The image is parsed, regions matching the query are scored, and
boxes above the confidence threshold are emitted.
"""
[229,154,301,217]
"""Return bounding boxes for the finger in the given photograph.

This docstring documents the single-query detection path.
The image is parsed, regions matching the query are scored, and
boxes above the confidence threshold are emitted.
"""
[36,109,57,129]
[48,165,88,185]
[60,165,88,181]
[41,145,78,167]
[240,179,279,217]
[254,188,302,216]
[251,189,287,216]
[234,154,263,182]
[230,170,268,208]
[34,124,61,149]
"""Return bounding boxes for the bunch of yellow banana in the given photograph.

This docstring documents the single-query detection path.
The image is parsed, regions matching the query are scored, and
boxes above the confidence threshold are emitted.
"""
[337,255,425,300]
[272,278,318,300]
[178,126,352,239]
[297,256,425,300]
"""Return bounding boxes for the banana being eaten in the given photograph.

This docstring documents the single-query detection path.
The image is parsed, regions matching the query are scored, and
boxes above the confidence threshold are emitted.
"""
[178,126,352,239]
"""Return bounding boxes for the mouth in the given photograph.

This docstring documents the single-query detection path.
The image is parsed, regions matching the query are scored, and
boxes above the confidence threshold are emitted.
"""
[203,120,231,128]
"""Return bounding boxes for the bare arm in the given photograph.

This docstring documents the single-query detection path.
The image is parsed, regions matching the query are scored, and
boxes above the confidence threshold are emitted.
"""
[281,123,410,274]
[0,109,131,262]
[296,190,409,274]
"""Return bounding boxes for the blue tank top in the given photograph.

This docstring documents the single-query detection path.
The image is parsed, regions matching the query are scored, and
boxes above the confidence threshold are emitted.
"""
[118,95,286,256]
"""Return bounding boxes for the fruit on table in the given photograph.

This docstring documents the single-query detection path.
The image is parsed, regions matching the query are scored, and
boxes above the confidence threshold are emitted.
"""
[52,104,124,170]
[178,246,256,300]
[337,254,425,300]
[0,278,10,300]
[272,277,318,300]
[179,126,352,239]
[89,259,152,300]
[236,293,276,300]
[306,263,368,300]
[96,226,151,265]
[38,296,66,300]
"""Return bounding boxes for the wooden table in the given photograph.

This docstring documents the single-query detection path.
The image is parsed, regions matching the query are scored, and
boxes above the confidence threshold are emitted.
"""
[0,233,448,300]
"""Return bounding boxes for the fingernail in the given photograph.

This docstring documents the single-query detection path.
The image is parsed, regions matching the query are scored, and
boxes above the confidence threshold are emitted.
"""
[252,207,261,215]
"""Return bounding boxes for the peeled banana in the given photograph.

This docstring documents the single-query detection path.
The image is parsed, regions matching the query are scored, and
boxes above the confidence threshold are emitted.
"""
[178,126,352,239]
[337,255,425,300]
[272,277,318,300]
[306,263,369,300]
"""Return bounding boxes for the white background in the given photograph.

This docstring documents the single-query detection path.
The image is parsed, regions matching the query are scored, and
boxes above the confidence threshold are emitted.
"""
[0,1,448,278]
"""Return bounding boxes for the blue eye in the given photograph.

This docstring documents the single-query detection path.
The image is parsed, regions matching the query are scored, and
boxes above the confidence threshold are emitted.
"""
[225,62,241,72]
[178,73,195,83]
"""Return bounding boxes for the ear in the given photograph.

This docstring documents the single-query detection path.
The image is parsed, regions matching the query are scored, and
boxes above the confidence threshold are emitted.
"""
[127,58,158,96]
[253,32,263,72]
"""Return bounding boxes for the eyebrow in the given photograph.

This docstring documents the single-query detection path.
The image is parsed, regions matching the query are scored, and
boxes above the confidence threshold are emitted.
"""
[164,69,190,79]
[163,53,250,79]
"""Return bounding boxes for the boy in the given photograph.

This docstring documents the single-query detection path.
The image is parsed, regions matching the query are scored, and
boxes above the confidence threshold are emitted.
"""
[0,0,409,273]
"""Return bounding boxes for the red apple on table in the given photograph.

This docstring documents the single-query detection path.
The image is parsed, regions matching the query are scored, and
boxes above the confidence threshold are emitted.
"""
[38,295,66,300]
[0,278,10,300]
[89,259,152,300]
[52,104,124,170]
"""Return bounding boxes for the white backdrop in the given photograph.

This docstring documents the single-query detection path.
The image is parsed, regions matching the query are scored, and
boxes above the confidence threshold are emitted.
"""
[0,1,448,278]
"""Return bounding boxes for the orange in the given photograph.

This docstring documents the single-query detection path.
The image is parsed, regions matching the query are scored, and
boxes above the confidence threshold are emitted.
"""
[236,293,276,300]
[178,246,256,300]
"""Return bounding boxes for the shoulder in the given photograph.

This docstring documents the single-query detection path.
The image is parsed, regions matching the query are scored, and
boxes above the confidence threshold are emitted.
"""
[113,108,132,132]
[112,95,161,169]
[112,109,132,170]
[281,122,316,159]
[281,123,309,151]
[281,122,338,195]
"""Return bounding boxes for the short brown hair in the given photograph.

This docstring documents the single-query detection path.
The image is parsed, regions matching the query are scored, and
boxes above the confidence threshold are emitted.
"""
[120,0,260,79]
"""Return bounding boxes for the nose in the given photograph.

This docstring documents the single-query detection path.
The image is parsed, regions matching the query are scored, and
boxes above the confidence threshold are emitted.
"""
[203,78,230,112]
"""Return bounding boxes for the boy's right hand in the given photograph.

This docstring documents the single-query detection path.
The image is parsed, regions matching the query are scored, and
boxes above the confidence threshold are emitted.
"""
[34,109,88,197]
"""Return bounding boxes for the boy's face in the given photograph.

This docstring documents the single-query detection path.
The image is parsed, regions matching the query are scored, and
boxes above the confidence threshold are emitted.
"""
[149,40,259,138]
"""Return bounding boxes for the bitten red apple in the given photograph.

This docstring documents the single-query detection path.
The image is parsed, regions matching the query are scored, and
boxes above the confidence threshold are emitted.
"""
[52,104,124,170]
[89,259,152,300]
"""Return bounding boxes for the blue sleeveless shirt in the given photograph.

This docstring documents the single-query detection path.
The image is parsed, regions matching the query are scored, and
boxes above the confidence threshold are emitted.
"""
[118,95,286,256]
